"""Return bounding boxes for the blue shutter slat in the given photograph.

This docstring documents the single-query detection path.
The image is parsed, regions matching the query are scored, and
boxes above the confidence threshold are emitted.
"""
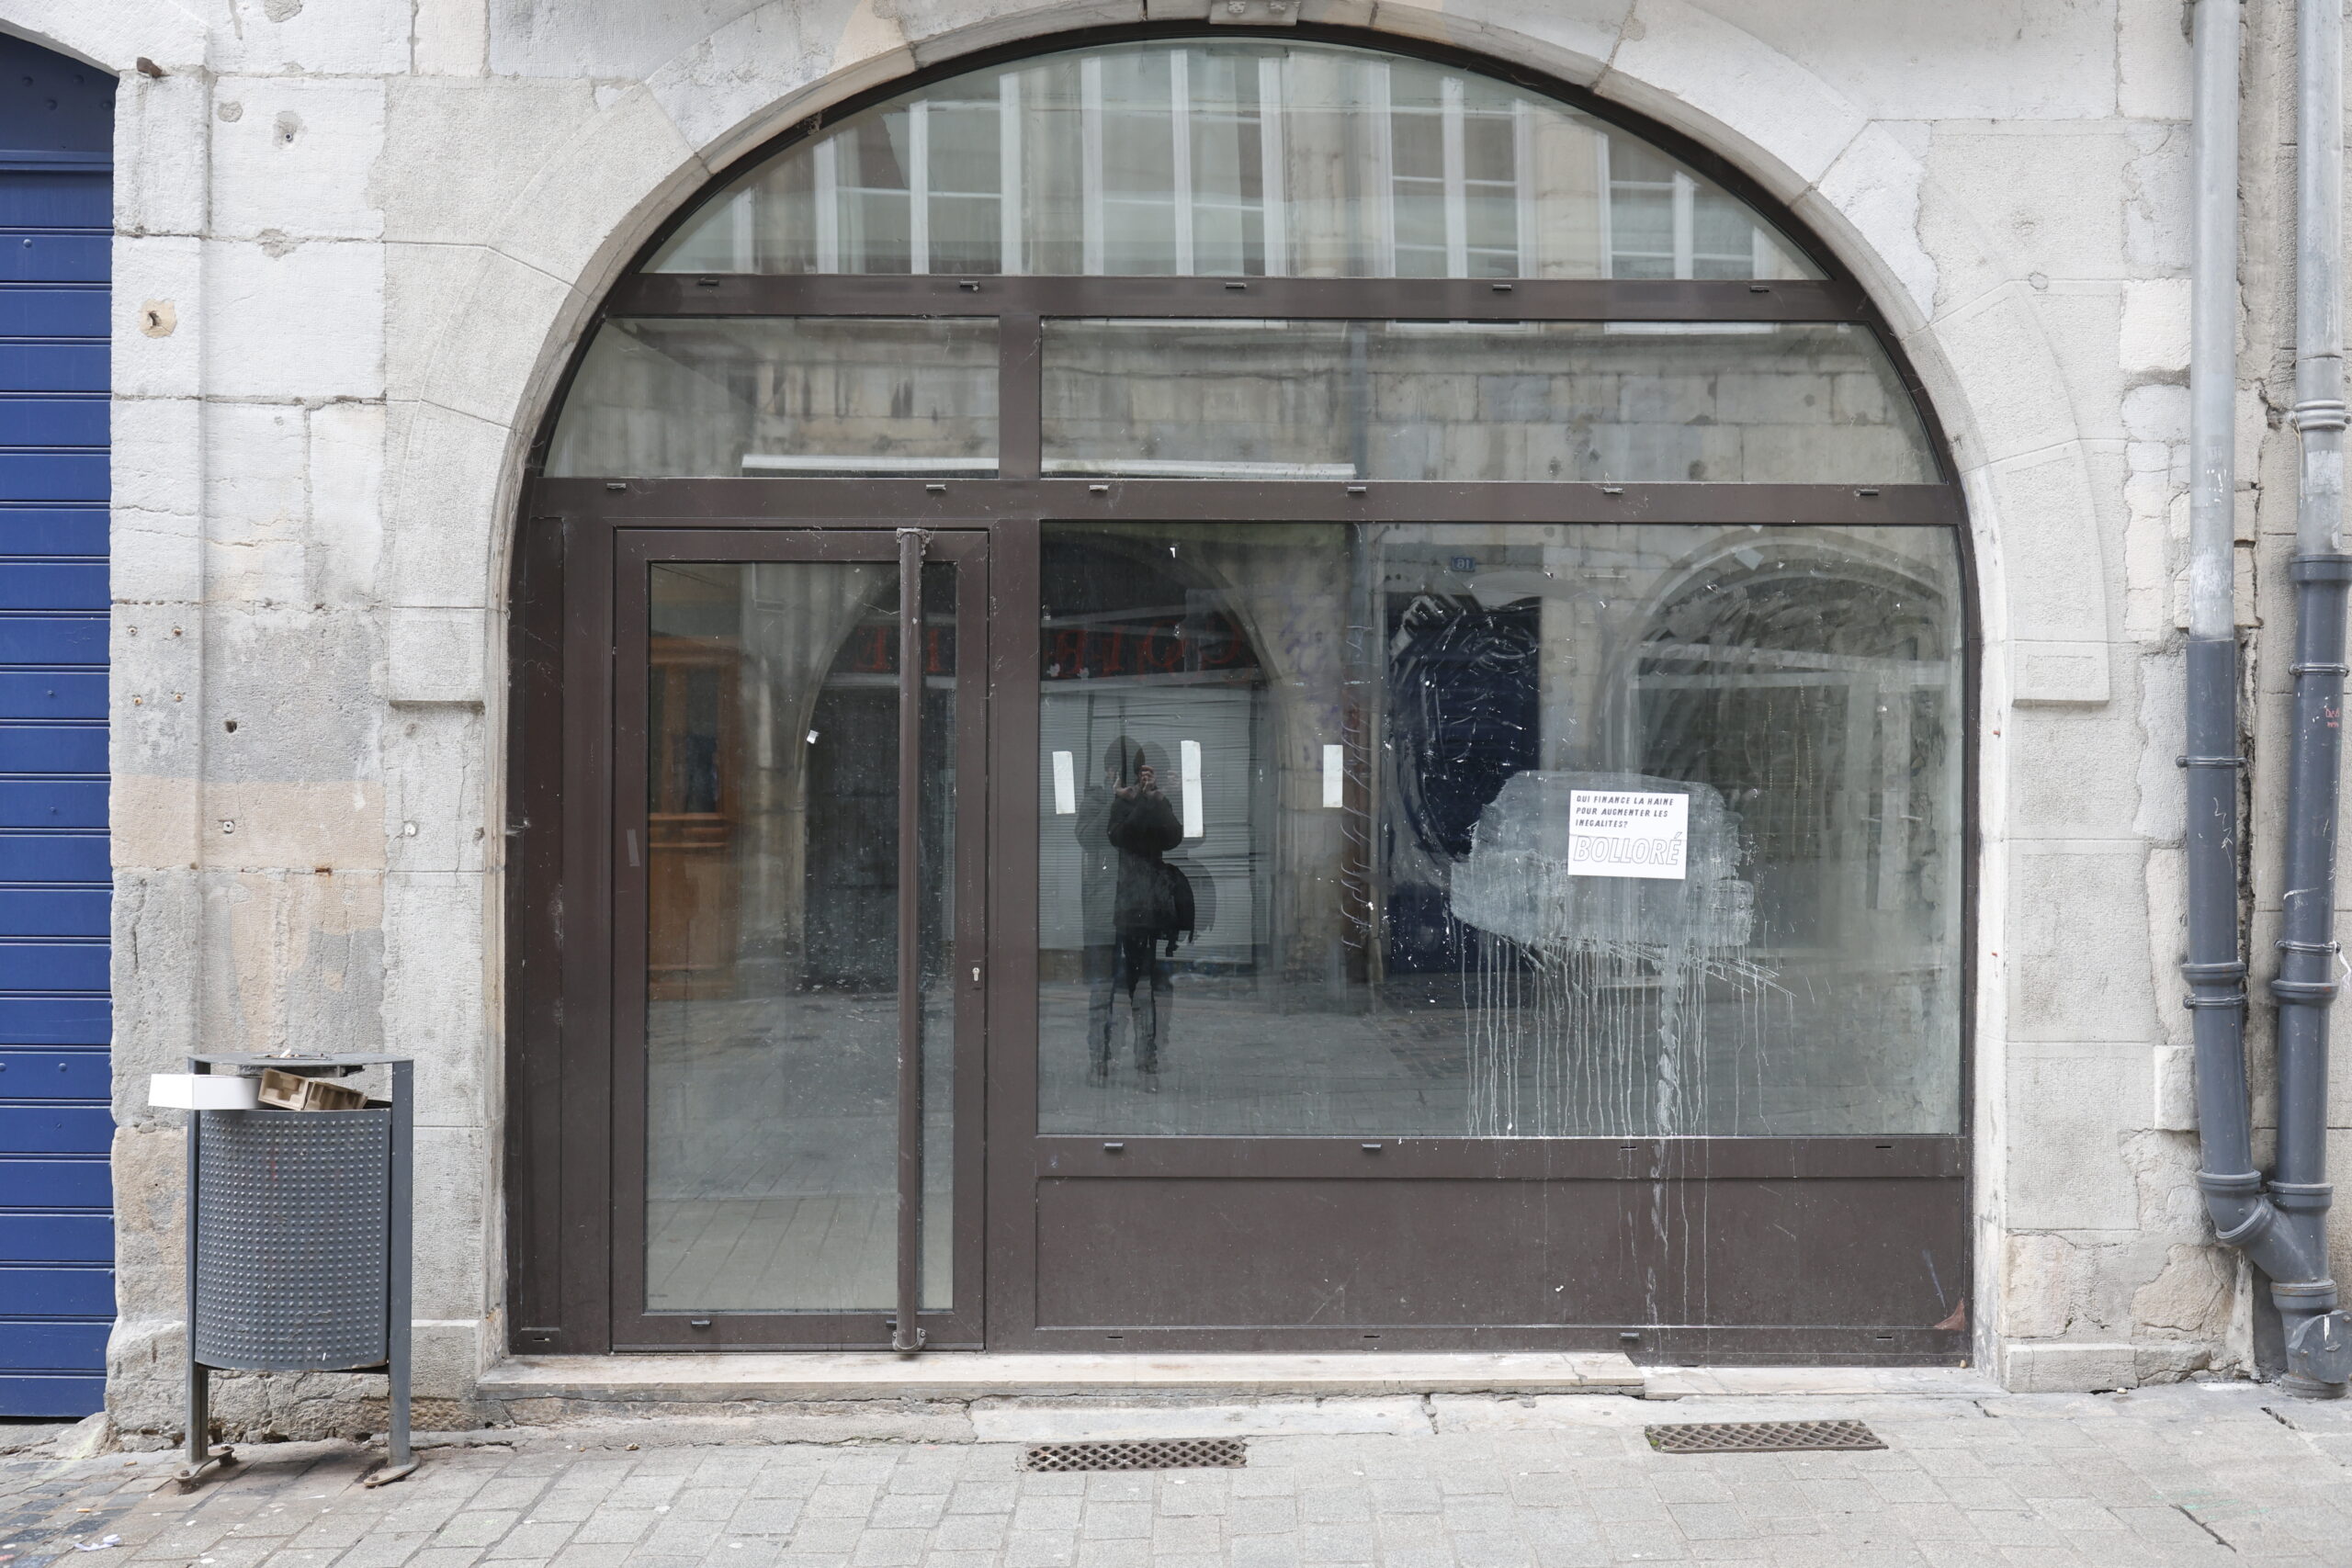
[0,1214,110,1261]
[0,836,108,882]
[0,782,107,826]
[0,1266,113,1315]
[0,1157,113,1205]
[0,561,107,610]
[0,725,107,772]
[0,1105,112,1154]
[0,344,107,392]
[0,942,107,991]
[0,508,107,556]
[0,395,107,446]
[0,1324,112,1370]
[0,672,107,717]
[0,452,106,501]
[0,237,109,284]
[0,1051,109,1098]
[0,173,111,227]
[0,290,106,336]
[0,617,104,662]
[0,890,107,936]
[0,997,109,1044]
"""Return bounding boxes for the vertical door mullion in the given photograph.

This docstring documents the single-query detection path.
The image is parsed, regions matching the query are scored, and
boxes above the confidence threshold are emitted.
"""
[894,527,928,1351]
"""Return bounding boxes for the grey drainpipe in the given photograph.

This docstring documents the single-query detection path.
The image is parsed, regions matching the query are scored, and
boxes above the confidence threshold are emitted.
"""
[2182,0,2352,1397]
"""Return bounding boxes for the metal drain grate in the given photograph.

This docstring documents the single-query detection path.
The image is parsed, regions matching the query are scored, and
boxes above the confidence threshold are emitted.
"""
[1023,1438,1248,1472]
[1645,1419,1884,1455]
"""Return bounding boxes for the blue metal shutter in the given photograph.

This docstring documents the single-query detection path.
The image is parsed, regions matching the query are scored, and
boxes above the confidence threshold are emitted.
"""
[0,35,115,1419]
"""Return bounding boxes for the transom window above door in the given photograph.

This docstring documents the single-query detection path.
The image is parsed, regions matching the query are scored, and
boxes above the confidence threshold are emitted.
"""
[646,39,1821,281]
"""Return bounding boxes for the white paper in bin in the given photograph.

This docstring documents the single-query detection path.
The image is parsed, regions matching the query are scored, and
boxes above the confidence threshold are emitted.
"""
[149,1073,260,1111]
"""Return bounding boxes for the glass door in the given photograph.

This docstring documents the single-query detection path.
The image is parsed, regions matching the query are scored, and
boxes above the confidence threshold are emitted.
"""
[610,527,987,1348]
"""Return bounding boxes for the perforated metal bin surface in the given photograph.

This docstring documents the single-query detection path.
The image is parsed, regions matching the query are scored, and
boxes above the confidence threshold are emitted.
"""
[192,1109,391,1371]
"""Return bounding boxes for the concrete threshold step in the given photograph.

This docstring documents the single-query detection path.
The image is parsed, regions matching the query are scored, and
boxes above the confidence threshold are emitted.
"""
[479,1350,1646,1404]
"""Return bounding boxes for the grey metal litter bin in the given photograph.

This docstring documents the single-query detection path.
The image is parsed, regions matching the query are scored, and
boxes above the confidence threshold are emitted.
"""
[179,1054,415,1489]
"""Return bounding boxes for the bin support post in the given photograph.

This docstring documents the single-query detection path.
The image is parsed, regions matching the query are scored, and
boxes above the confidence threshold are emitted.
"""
[367,1059,418,1486]
[175,1056,236,1492]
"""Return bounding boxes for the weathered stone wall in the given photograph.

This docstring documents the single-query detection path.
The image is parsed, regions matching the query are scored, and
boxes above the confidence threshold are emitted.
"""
[0,0,2335,1430]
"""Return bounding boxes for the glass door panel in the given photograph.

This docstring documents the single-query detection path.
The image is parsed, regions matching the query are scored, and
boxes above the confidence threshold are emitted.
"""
[616,531,983,1347]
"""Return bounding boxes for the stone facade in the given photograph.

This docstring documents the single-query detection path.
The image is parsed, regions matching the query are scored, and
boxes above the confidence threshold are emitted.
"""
[3,0,2343,1431]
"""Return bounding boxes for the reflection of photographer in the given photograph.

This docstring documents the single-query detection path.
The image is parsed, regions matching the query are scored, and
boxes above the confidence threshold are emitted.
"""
[1077,739,1186,1086]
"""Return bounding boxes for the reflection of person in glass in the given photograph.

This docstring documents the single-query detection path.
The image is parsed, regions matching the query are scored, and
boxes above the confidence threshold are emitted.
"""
[1076,739,1182,1086]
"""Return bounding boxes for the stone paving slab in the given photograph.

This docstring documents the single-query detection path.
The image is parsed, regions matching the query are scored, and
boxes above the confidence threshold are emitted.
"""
[2,1383,2348,1567]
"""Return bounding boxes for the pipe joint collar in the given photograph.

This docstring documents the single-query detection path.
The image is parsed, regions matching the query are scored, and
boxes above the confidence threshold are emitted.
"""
[2269,1180,2335,1213]
[2290,400,2350,433]
[2269,977,2340,1002]
[2199,1169,2267,1195]
[2288,554,2352,583]
[2183,960,2249,982]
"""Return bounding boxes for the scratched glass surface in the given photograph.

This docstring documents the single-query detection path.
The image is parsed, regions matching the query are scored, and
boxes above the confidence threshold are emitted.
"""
[1041,319,1937,485]
[546,317,1000,479]
[647,39,1819,281]
[1035,523,1962,1137]
[642,560,956,1312]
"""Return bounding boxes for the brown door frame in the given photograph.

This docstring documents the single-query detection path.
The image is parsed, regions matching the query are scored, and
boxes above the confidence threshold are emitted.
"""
[593,523,992,1351]
[503,46,1982,1355]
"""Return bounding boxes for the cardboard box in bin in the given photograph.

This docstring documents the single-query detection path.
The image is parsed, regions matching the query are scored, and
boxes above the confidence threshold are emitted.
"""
[257,1068,367,1112]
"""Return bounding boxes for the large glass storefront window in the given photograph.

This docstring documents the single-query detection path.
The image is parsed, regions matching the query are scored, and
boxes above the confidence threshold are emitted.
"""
[648,39,1818,281]
[1035,523,1962,1137]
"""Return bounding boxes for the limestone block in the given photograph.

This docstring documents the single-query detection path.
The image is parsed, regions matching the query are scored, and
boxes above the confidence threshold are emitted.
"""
[2118,277,2190,378]
[207,0,410,76]
[2130,1242,2234,1341]
[203,400,310,606]
[210,76,386,243]
[1342,1,1628,90]
[486,86,702,293]
[1933,288,2081,467]
[201,869,387,1058]
[2010,851,2154,1043]
[204,605,383,786]
[112,66,209,237]
[2007,708,2141,842]
[387,608,487,706]
[310,400,386,608]
[488,0,778,79]
[0,0,207,74]
[205,239,386,402]
[107,1123,185,1325]
[384,243,493,405]
[2120,121,2190,277]
[112,235,201,400]
[2132,654,2186,844]
[1600,0,1868,205]
[1999,1339,2138,1393]
[2117,0,2193,122]
[2006,1043,2150,1230]
[1982,446,2112,705]
[104,1315,186,1440]
[1926,125,2131,285]
[379,77,600,248]
[413,248,581,430]
[1689,1,2119,122]
[109,871,203,1077]
[110,402,202,603]
[109,615,203,786]
[906,0,1149,73]
[1801,122,1935,335]
[384,705,490,875]
[413,0,491,75]
[643,0,910,163]
[2030,284,2128,445]
[2000,1233,2079,1339]
[383,872,490,1128]
[412,1123,492,1321]
[381,400,516,610]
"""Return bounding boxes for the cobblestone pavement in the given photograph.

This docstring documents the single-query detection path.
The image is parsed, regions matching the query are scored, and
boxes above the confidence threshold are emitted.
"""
[3,1384,2350,1568]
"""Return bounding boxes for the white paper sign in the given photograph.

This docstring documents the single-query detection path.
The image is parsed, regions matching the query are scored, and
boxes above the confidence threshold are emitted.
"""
[1567,789,1689,880]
